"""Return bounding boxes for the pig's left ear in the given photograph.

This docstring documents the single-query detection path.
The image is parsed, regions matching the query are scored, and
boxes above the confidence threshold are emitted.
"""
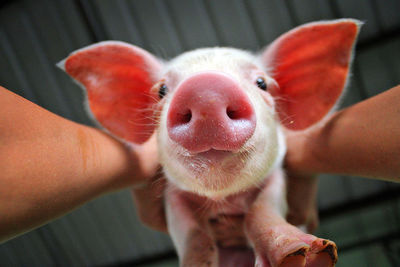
[59,41,162,144]
[262,19,361,130]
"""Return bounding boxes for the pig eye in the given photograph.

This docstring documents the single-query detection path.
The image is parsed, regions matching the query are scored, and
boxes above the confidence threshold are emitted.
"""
[159,84,168,99]
[256,77,267,91]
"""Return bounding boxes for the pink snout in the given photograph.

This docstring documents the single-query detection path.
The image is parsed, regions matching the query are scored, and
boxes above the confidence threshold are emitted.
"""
[167,72,256,153]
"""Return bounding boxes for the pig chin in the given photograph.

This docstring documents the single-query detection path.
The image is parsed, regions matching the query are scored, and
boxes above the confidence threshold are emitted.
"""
[158,116,285,198]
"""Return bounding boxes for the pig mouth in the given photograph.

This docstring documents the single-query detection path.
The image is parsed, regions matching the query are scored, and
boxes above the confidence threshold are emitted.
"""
[177,148,250,179]
[163,141,258,195]
[196,149,233,162]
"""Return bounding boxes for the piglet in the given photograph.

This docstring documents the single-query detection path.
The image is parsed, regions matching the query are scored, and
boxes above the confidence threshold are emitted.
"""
[60,19,360,267]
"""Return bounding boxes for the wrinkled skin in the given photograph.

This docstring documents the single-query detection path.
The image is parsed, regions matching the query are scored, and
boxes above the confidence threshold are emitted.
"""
[62,19,360,266]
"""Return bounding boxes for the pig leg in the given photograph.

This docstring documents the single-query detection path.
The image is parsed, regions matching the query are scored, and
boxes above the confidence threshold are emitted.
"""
[245,169,337,267]
[165,185,218,267]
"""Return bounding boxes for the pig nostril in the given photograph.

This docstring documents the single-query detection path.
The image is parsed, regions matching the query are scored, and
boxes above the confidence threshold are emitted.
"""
[177,109,192,124]
[183,111,192,123]
[226,107,239,120]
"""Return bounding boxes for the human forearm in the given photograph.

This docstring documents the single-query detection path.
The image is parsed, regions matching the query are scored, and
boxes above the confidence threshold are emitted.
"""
[0,87,153,242]
[286,85,400,181]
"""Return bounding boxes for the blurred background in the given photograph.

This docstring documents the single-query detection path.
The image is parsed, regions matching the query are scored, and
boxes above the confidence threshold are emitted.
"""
[0,0,400,266]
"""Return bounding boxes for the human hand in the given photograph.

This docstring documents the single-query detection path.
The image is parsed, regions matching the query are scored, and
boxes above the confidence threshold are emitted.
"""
[284,129,320,233]
[129,134,168,232]
[285,172,319,233]
[132,174,167,232]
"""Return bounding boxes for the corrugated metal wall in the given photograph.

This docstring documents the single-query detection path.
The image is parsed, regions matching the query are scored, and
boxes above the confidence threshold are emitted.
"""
[0,0,399,266]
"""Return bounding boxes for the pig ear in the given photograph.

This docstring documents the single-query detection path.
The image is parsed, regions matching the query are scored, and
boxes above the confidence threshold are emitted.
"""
[262,19,361,130]
[59,41,162,143]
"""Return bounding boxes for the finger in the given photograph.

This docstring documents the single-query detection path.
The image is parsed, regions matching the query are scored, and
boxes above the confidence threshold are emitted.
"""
[286,174,318,228]
[132,172,167,232]
[306,208,319,234]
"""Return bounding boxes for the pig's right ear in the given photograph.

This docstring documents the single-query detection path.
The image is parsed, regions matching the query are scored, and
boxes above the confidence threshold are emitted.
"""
[59,41,162,144]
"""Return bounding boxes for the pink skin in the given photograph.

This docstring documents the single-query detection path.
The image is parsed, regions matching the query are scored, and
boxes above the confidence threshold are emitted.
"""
[63,20,360,267]
[167,72,256,153]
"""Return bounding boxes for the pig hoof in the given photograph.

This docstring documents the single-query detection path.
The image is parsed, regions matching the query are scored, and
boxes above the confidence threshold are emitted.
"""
[276,239,337,267]
[279,246,308,267]
[305,239,337,267]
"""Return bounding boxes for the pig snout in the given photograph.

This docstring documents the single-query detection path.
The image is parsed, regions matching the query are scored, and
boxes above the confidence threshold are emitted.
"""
[167,72,256,153]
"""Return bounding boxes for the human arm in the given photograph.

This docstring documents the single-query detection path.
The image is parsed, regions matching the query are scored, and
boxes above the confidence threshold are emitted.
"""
[0,86,159,243]
[286,85,400,181]
[285,85,400,229]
